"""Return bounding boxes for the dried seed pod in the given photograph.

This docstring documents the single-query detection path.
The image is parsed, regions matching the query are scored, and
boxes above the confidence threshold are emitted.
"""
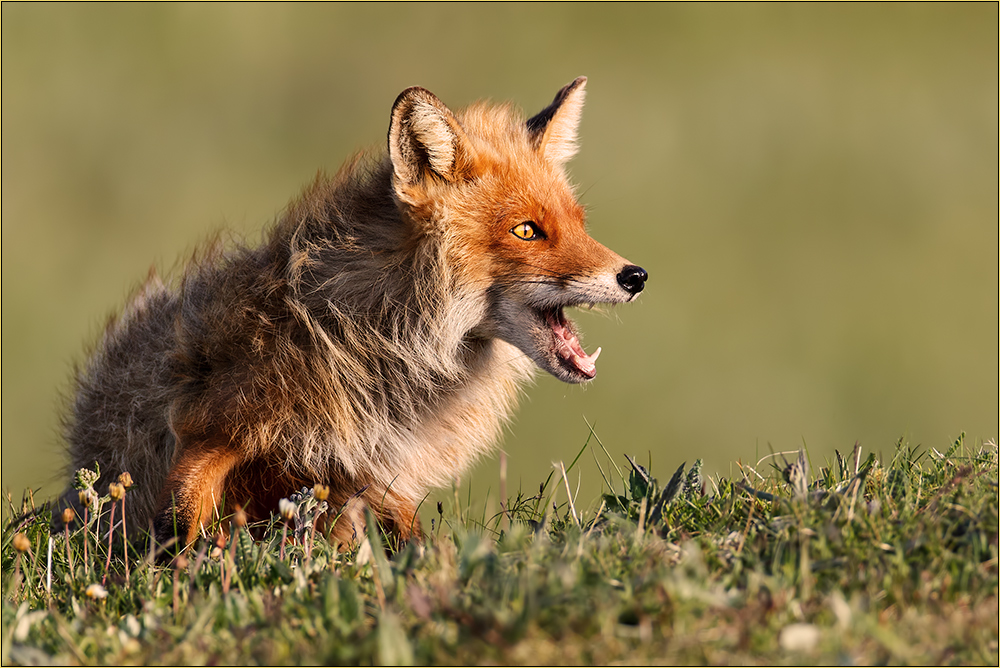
[78,489,97,509]
[233,506,248,528]
[12,533,30,553]
[214,532,227,551]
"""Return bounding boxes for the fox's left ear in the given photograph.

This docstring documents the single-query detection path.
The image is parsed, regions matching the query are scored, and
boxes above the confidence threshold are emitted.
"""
[526,76,587,166]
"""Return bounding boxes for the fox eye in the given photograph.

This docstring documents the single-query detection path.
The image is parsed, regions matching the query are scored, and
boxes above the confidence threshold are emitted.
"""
[510,221,544,241]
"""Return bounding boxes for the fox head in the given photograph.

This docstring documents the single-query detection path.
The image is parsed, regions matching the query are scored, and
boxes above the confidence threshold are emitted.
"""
[386,77,647,384]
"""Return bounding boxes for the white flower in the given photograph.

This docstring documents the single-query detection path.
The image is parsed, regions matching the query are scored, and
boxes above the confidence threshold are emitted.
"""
[278,498,297,520]
[85,583,108,600]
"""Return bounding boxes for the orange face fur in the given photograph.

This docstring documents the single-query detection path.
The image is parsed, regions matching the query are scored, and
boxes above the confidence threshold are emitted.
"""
[389,78,648,383]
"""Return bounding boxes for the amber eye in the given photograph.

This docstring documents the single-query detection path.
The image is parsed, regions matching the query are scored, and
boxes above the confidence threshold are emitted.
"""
[510,221,544,241]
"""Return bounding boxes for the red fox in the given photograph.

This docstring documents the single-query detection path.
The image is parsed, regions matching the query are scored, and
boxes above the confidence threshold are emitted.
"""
[56,77,647,548]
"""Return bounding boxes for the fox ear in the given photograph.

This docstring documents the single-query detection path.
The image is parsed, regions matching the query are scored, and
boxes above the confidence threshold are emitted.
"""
[526,76,587,166]
[388,87,468,188]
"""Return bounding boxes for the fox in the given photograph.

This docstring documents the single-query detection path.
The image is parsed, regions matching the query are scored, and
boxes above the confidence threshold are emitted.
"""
[53,76,647,549]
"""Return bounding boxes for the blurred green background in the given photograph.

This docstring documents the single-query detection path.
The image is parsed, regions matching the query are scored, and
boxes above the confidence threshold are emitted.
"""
[3,4,997,516]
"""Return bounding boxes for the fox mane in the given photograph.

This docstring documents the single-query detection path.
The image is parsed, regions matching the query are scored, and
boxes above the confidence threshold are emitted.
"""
[170,150,530,499]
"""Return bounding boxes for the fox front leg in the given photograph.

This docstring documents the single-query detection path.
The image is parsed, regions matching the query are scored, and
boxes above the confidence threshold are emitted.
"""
[153,441,243,551]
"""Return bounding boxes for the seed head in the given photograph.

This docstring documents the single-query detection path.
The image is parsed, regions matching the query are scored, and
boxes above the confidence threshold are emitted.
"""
[62,507,76,525]
[117,471,134,489]
[109,482,125,501]
[313,484,330,501]
[12,533,30,553]
[73,466,100,491]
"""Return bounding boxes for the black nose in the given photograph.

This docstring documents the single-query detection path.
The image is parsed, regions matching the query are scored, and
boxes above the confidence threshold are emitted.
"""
[616,264,648,295]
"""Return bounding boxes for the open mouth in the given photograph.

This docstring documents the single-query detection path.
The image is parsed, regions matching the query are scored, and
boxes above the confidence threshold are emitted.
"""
[542,306,601,380]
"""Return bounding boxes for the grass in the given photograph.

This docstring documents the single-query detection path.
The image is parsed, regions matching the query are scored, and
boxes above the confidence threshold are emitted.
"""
[2,434,997,665]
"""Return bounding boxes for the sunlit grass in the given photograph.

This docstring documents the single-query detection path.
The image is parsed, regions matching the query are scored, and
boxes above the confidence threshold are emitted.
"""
[2,435,996,665]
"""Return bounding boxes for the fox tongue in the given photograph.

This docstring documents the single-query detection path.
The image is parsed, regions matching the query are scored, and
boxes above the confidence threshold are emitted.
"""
[547,309,602,378]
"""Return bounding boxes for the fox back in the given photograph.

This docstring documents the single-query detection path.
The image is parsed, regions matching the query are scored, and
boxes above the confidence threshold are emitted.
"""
[57,77,647,548]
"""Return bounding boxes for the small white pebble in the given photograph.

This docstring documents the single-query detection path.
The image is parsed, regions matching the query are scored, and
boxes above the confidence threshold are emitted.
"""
[355,537,373,566]
[780,623,820,652]
[830,591,852,629]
